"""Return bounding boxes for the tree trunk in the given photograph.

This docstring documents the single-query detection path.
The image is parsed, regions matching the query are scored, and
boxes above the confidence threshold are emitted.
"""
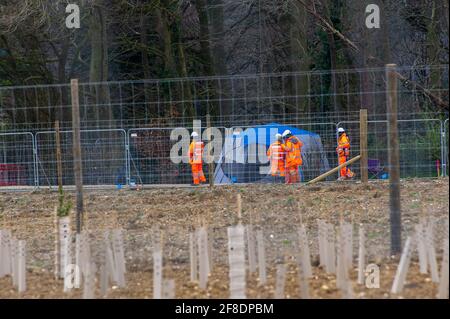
[207,0,231,117]
[156,1,178,117]
[194,0,216,115]
[289,0,310,115]
[89,1,112,129]
[174,18,195,117]
[140,11,153,120]
[427,1,441,100]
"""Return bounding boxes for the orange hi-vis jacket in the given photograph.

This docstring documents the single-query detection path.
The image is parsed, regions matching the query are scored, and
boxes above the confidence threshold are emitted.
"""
[337,133,350,157]
[284,136,303,168]
[189,141,204,164]
[267,141,286,176]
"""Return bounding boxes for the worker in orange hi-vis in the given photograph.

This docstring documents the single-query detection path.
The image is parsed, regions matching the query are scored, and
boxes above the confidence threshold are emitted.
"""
[267,133,286,182]
[336,127,355,180]
[188,132,206,185]
[282,130,303,184]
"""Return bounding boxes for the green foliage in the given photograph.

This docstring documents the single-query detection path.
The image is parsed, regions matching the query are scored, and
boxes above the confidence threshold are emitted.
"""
[57,186,72,217]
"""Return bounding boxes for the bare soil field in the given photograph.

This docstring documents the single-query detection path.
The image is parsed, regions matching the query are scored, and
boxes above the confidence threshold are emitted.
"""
[0,178,448,299]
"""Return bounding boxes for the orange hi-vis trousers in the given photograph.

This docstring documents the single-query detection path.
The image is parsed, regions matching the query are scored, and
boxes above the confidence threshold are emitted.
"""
[191,163,206,185]
[285,165,300,184]
[339,155,354,178]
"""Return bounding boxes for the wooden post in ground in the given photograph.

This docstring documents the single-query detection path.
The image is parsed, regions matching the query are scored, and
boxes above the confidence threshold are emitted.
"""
[55,121,63,191]
[206,114,215,187]
[71,79,84,234]
[386,64,401,255]
[359,109,368,184]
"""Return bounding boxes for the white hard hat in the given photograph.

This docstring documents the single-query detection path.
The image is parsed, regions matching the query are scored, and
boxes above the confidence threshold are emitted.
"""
[275,133,282,139]
[282,130,291,137]
[191,132,199,138]
[337,127,345,133]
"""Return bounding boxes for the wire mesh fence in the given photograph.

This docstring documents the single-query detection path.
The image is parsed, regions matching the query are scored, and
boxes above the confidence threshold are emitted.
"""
[0,66,449,190]
[35,129,128,187]
[337,119,445,179]
[0,132,35,187]
[1,119,448,190]
[1,65,448,131]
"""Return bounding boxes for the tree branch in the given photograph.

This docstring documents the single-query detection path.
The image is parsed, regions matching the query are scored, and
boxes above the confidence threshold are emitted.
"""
[297,0,449,110]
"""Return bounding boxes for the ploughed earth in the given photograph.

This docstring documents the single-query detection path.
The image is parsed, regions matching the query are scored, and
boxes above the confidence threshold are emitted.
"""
[0,178,448,299]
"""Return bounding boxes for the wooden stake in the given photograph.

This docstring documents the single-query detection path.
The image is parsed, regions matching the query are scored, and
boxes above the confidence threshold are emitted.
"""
[306,155,361,185]
[237,194,242,222]
[360,109,368,183]
[71,79,84,234]
[386,64,401,255]
[206,114,215,187]
[55,120,63,192]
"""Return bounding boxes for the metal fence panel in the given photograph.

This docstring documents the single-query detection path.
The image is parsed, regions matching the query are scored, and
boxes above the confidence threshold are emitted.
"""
[0,132,35,189]
[35,129,127,187]
[337,119,443,179]
[128,127,226,185]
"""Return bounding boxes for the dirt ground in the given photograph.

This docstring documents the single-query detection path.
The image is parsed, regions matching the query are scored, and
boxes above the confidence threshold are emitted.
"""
[0,178,448,299]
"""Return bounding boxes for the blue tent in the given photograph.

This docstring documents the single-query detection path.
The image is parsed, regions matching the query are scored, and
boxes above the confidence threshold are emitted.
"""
[214,123,330,184]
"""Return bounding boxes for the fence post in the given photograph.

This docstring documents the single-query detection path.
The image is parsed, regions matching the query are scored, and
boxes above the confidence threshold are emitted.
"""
[441,120,446,177]
[386,64,401,255]
[206,114,215,187]
[55,121,63,191]
[32,133,39,188]
[360,109,368,184]
[125,131,131,186]
[445,119,449,177]
[71,79,84,234]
